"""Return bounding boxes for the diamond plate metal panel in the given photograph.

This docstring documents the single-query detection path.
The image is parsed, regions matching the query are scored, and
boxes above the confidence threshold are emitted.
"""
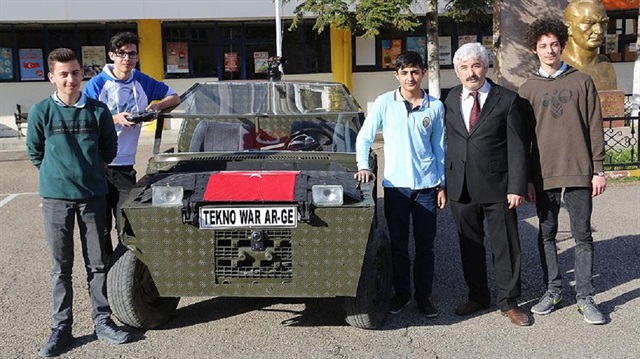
[123,205,374,298]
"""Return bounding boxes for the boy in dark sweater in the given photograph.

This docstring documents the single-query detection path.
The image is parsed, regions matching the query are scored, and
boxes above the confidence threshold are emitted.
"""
[26,48,131,357]
[518,18,606,325]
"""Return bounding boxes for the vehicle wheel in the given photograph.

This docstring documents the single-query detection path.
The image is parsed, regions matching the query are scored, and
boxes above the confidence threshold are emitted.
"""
[107,248,180,329]
[343,229,392,329]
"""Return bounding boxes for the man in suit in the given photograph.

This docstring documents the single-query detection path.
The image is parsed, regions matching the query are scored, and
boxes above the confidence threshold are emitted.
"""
[444,42,531,326]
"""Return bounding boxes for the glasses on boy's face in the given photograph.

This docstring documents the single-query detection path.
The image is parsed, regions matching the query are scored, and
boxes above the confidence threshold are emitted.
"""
[113,50,138,59]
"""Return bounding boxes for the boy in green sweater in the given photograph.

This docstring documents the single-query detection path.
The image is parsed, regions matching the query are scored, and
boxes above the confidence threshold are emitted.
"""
[26,48,131,357]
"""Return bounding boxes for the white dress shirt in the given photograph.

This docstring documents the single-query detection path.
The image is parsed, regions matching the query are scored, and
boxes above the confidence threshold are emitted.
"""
[460,80,491,131]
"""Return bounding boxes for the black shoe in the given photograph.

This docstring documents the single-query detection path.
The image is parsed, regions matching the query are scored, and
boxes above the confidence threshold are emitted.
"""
[389,294,411,314]
[39,327,72,357]
[94,318,131,344]
[454,300,490,316]
[417,297,439,318]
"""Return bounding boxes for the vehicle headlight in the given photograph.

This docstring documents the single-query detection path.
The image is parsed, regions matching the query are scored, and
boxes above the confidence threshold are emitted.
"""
[152,185,184,207]
[311,185,343,206]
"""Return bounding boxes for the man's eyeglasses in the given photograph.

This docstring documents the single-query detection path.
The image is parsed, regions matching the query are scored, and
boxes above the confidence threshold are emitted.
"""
[114,50,138,59]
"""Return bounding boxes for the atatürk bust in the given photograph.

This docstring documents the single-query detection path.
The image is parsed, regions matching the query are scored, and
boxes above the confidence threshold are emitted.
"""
[561,0,618,91]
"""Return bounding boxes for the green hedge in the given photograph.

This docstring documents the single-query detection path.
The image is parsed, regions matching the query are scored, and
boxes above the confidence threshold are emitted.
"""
[605,146,639,170]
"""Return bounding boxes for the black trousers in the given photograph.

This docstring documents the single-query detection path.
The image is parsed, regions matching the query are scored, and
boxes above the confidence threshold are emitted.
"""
[104,165,137,262]
[536,187,594,300]
[449,186,522,311]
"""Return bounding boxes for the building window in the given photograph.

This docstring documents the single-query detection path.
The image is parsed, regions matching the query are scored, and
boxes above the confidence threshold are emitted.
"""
[161,20,331,80]
[46,24,79,53]
[282,20,331,74]
[0,22,136,82]
[0,24,16,81]
[163,22,192,79]
[353,15,494,72]
[604,10,638,62]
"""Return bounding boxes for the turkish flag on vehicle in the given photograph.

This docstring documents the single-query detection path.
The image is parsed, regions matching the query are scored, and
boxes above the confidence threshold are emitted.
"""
[203,171,300,202]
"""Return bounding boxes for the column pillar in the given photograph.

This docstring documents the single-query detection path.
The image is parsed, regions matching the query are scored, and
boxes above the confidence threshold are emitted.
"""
[330,27,353,91]
[137,19,164,81]
[137,20,164,130]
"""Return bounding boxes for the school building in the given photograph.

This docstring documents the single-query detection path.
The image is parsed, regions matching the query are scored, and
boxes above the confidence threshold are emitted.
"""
[0,0,637,118]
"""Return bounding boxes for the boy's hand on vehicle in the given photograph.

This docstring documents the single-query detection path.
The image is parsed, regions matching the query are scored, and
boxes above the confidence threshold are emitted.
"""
[354,169,374,183]
[146,103,162,112]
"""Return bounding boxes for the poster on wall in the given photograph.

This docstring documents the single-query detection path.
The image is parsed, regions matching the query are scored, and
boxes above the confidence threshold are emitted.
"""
[482,36,494,65]
[0,48,14,80]
[458,35,477,47]
[254,52,269,73]
[224,52,239,72]
[19,48,44,81]
[355,36,376,66]
[81,46,105,78]
[605,34,619,54]
[406,36,427,63]
[381,39,402,69]
[438,37,452,65]
[166,42,189,73]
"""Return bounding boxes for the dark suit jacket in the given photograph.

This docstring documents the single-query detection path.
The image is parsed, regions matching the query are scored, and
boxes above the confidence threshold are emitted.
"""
[444,79,529,203]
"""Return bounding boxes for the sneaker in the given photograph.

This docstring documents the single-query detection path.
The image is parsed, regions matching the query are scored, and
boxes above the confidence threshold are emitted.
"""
[417,297,439,318]
[38,327,72,357]
[577,297,605,325]
[94,318,132,344]
[388,294,410,314]
[531,291,562,315]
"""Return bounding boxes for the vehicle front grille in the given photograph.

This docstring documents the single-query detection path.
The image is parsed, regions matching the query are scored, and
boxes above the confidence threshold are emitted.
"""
[214,229,293,281]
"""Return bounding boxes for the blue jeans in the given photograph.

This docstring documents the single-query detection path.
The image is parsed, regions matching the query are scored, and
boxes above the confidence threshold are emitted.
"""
[41,197,111,329]
[384,187,438,300]
[536,187,594,300]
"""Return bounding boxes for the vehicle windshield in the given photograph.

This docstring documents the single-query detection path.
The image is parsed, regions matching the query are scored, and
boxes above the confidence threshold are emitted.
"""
[171,81,364,153]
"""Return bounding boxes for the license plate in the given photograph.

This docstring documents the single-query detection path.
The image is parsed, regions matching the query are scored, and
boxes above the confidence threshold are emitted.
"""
[199,206,298,229]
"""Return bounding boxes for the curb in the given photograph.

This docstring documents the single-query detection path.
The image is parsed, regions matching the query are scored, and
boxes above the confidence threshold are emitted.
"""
[607,169,640,178]
[0,137,25,152]
[0,130,180,152]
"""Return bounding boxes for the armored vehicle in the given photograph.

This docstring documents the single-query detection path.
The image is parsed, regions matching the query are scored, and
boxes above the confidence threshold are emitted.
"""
[107,79,392,330]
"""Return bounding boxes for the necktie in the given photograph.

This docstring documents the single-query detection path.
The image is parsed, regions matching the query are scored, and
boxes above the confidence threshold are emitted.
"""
[469,91,480,132]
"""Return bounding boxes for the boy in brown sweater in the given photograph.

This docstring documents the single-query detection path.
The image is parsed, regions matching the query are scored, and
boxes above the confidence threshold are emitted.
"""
[518,18,606,325]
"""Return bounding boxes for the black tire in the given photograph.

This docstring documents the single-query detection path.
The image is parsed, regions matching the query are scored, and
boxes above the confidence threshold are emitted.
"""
[107,249,180,329]
[343,229,392,329]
